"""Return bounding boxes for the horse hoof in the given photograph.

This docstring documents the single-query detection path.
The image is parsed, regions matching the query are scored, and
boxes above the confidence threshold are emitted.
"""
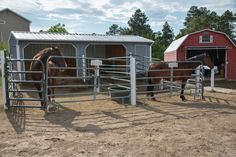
[46,102,59,112]
[147,96,156,101]
[181,98,187,102]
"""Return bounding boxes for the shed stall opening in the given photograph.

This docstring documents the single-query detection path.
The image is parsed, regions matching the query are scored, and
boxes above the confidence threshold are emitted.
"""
[24,43,76,78]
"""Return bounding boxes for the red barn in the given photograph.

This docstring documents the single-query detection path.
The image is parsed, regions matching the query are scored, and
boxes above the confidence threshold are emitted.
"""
[164,29,236,80]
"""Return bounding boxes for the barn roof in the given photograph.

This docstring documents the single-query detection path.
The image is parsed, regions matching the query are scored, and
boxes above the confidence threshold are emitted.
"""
[10,31,154,43]
[164,29,236,53]
[164,35,188,53]
[0,8,31,23]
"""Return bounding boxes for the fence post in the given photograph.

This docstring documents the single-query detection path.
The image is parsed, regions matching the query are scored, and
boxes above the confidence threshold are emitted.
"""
[200,65,204,99]
[159,79,164,90]
[195,66,201,97]
[211,67,215,91]
[1,50,8,110]
[95,65,100,93]
[170,67,173,96]
[130,56,136,105]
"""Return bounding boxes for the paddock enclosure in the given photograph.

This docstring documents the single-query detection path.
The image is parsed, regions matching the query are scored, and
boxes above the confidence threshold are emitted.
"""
[1,49,204,110]
[3,31,209,110]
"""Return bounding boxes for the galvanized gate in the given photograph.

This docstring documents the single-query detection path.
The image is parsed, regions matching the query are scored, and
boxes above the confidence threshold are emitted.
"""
[1,51,46,109]
[44,55,135,109]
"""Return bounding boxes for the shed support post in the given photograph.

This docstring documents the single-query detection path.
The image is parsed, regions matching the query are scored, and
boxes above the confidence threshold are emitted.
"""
[130,56,136,105]
[82,55,86,82]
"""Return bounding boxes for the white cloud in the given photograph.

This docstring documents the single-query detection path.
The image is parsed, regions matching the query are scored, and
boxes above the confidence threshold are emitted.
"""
[37,17,57,21]
[85,0,111,10]
[164,15,177,22]
[0,0,39,12]
[37,0,78,12]
[47,13,81,20]
[30,25,49,32]
[1,0,235,34]
[144,0,188,13]
[98,1,143,23]
[150,21,164,28]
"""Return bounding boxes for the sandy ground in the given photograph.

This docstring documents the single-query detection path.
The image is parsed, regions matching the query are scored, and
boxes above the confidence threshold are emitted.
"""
[0,88,236,157]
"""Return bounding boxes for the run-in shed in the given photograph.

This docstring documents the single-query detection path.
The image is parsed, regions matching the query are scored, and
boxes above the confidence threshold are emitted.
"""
[9,31,154,78]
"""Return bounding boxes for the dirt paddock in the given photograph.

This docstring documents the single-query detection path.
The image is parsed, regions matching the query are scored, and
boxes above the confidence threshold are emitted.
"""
[0,88,236,157]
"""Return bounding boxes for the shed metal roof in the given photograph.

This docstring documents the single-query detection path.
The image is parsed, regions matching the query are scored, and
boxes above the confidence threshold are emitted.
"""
[11,31,154,43]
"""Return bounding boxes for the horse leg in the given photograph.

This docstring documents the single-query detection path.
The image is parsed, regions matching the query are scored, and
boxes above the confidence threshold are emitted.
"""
[180,81,187,101]
[47,79,51,102]
[146,73,156,101]
[35,83,44,107]
[51,78,55,101]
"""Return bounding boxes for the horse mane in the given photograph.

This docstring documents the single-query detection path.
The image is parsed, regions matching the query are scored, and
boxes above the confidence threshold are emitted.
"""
[187,53,206,61]
[33,47,61,60]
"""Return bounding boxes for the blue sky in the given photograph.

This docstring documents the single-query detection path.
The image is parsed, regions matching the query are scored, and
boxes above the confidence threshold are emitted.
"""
[0,0,235,35]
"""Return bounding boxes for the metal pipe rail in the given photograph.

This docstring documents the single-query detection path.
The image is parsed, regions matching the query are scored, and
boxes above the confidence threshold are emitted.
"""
[5,58,46,109]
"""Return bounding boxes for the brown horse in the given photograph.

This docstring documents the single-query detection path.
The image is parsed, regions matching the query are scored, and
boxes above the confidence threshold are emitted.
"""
[30,47,67,107]
[147,54,214,101]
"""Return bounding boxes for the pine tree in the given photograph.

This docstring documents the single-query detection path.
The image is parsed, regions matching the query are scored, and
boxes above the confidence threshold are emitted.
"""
[127,9,153,38]
[161,22,174,47]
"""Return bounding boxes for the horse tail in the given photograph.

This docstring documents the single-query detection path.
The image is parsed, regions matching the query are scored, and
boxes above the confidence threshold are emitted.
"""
[147,71,154,97]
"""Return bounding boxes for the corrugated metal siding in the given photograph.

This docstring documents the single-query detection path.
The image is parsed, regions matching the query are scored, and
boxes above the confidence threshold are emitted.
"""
[11,31,154,43]
[86,45,106,58]
[9,35,17,58]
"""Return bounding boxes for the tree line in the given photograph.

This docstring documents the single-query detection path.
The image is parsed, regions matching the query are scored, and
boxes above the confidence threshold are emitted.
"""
[106,6,236,60]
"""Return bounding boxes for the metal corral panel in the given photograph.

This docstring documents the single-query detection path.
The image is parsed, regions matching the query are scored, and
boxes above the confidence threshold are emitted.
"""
[11,31,154,43]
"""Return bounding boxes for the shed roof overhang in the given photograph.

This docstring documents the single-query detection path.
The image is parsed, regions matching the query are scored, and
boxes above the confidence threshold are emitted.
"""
[10,31,154,44]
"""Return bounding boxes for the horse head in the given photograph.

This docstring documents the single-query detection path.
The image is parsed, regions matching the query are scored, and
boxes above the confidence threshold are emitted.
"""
[49,47,67,73]
[202,53,214,69]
